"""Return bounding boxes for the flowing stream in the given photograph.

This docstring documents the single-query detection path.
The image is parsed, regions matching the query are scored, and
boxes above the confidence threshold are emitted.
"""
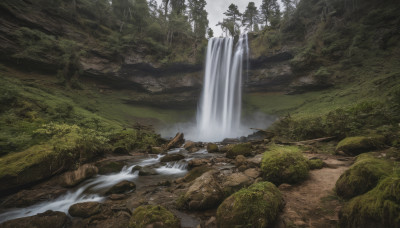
[195,34,250,142]
[0,149,213,223]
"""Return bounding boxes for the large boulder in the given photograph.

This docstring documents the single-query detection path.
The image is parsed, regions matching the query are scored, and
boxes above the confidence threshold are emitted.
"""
[336,135,386,155]
[160,153,185,162]
[339,175,400,228]
[178,170,224,210]
[0,211,70,228]
[129,205,180,228]
[105,180,136,195]
[60,164,98,187]
[222,172,253,196]
[68,202,103,218]
[335,154,392,199]
[216,182,284,228]
[226,143,253,159]
[261,145,309,185]
[96,161,125,175]
[164,133,184,150]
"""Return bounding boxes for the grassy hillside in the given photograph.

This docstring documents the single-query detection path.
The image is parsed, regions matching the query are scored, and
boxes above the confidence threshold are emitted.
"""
[246,0,400,141]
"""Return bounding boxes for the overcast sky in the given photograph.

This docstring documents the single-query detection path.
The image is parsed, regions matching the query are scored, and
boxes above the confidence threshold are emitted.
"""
[155,0,264,37]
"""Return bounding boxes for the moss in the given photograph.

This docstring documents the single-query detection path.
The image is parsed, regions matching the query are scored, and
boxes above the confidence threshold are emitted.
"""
[226,143,252,159]
[339,175,400,228]
[206,143,219,153]
[129,205,180,228]
[261,145,309,185]
[216,182,284,228]
[308,159,325,170]
[336,135,386,155]
[335,154,392,199]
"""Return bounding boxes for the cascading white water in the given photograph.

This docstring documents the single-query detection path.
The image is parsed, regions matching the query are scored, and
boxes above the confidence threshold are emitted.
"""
[195,34,249,142]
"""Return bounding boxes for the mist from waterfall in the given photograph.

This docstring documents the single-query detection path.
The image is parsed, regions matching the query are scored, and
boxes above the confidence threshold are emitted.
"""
[194,34,249,142]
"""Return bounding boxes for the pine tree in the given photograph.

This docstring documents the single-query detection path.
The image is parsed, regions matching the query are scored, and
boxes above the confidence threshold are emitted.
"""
[260,0,280,28]
[242,2,259,32]
[218,4,242,36]
[188,0,209,38]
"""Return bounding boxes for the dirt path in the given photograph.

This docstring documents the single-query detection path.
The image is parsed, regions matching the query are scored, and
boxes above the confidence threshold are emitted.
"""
[275,154,354,228]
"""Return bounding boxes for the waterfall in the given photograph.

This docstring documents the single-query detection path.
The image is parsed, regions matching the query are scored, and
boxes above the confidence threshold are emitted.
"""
[195,34,249,142]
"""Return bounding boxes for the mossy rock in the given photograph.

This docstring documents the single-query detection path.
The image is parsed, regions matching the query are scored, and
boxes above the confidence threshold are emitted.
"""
[339,175,400,228]
[0,144,73,193]
[335,154,392,199]
[226,143,252,159]
[207,143,219,153]
[261,145,309,185]
[96,161,125,175]
[129,205,180,228]
[216,181,284,228]
[336,135,386,155]
[181,166,212,183]
[308,158,324,170]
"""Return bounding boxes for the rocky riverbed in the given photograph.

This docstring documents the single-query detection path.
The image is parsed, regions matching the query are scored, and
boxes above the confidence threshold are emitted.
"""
[1,132,399,228]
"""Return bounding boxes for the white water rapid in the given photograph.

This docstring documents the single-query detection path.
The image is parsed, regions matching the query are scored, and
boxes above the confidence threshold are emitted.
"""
[195,34,249,142]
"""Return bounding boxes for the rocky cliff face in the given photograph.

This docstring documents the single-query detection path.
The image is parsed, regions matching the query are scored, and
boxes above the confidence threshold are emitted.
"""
[0,0,307,109]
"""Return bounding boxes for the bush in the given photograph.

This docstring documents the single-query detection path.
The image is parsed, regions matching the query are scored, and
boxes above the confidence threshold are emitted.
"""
[261,145,309,185]
[216,182,284,228]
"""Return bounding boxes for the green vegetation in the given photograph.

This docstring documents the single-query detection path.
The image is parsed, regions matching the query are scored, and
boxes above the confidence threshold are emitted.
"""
[336,135,386,155]
[226,143,253,158]
[261,145,309,185]
[335,154,393,199]
[129,205,180,228]
[339,174,400,228]
[308,159,324,170]
[216,181,284,228]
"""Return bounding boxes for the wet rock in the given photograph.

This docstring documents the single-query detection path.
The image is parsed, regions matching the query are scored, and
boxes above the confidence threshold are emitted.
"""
[205,216,217,227]
[226,143,253,159]
[222,172,252,195]
[164,133,184,150]
[109,194,129,200]
[106,180,136,195]
[1,187,67,208]
[96,161,125,175]
[181,166,212,183]
[60,164,98,187]
[244,168,261,179]
[207,143,219,153]
[160,153,185,162]
[235,155,247,167]
[180,170,224,210]
[216,182,284,228]
[129,205,180,228]
[138,167,157,176]
[184,141,200,152]
[0,210,70,228]
[68,202,103,218]
[247,154,264,167]
[336,135,386,156]
[188,158,209,169]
